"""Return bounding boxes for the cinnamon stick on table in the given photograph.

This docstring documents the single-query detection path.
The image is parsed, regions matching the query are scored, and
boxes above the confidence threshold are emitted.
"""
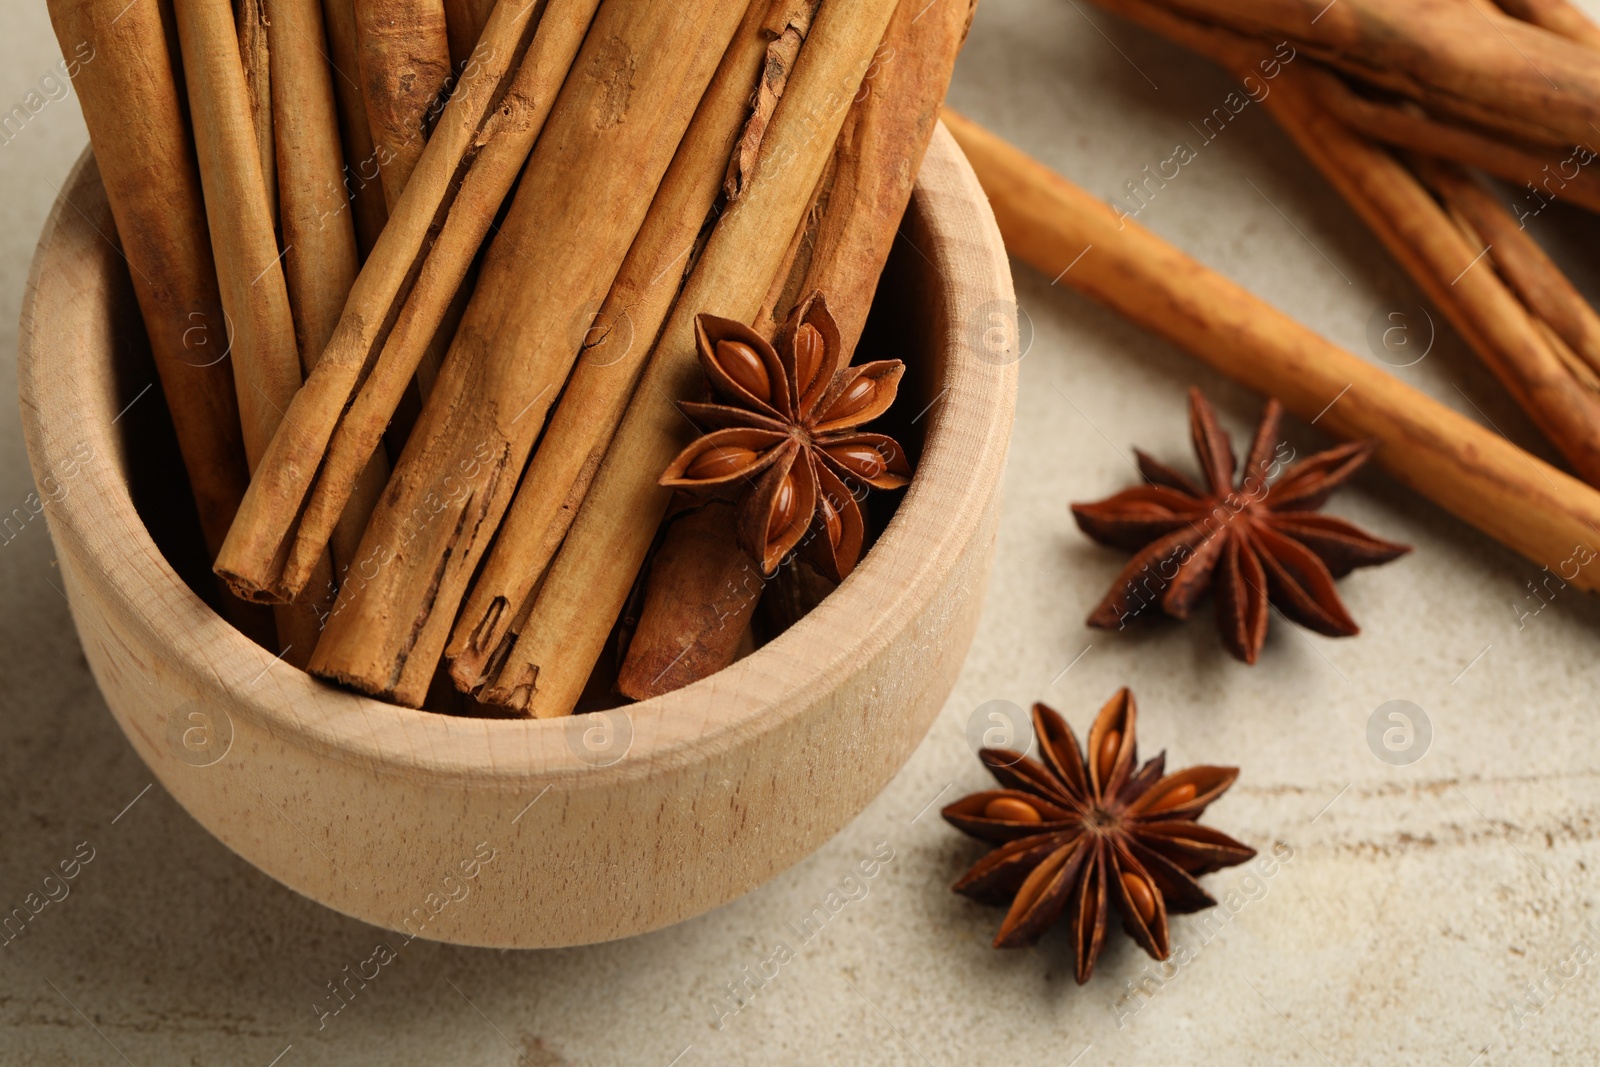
[1091,0,1600,487]
[941,109,1600,595]
[1296,64,1600,217]
[214,0,563,600]
[1418,162,1600,381]
[482,0,907,716]
[445,0,781,694]
[174,0,331,662]
[309,0,754,707]
[1153,0,1600,147]
[45,0,251,563]
[1493,0,1600,49]
[352,0,453,208]
[1263,80,1600,487]
[617,0,977,701]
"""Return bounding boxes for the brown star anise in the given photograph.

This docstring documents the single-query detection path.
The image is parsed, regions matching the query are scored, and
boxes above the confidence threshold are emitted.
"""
[661,292,912,579]
[1071,387,1410,663]
[943,689,1254,983]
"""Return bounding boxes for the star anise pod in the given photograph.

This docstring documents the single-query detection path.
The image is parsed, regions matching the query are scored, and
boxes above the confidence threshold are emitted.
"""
[661,292,912,580]
[943,689,1254,983]
[1071,387,1410,663]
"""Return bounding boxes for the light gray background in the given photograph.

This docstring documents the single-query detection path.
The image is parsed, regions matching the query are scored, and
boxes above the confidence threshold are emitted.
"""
[5,2,1600,1064]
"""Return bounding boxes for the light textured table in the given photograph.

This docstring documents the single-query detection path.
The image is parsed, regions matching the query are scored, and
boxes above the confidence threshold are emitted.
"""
[4,3,1600,1064]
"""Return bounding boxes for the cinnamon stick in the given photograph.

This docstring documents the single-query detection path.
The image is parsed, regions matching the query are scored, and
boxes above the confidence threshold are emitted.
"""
[1299,66,1600,217]
[483,0,907,716]
[268,0,390,574]
[443,0,497,68]
[215,0,561,599]
[725,1,818,204]
[1095,0,1600,486]
[45,0,251,563]
[175,0,332,660]
[1261,86,1600,486]
[942,109,1600,594]
[175,0,301,480]
[352,0,453,208]
[444,0,777,694]
[1494,0,1600,49]
[282,0,585,594]
[617,0,976,700]
[769,0,976,348]
[309,0,754,707]
[1417,160,1600,383]
[1151,0,1600,148]
[236,0,276,225]
[615,499,765,700]
[321,0,389,259]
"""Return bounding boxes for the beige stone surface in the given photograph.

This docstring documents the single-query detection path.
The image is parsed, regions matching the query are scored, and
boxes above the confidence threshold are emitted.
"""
[4,2,1600,1064]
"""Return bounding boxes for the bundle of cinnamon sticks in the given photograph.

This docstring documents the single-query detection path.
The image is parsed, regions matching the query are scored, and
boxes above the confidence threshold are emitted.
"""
[1082,0,1600,488]
[51,0,975,715]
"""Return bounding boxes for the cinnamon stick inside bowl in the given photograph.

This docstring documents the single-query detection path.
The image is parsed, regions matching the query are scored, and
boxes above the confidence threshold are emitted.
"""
[46,0,250,563]
[352,0,453,208]
[176,0,338,660]
[444,0,782,694]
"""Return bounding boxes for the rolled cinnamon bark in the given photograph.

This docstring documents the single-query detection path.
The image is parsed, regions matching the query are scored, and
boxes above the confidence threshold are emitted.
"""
[1261,85,1600,487]
[942,109,1600,595]
[281,0,583,595]
[45,0,251,563]
[352,0,453,208]
[484,0,907,716]
[215,0,559,599]
[1152,0,1600,146]
[615,499,764,701]
[1298,65,1600,217]
[310,0,754,707]
[236,0,276,225]
[1494,0,1600,49]
[174,0,301,474]
[268,0,390,573]
[321,0,389,258]
[1093,0,1600,486]
[175,0,332,660]
[444,0,776,694]
[769,0,977,349]
[725,1,818,204]
[443,0,497,68]
[1415,160,1600,384]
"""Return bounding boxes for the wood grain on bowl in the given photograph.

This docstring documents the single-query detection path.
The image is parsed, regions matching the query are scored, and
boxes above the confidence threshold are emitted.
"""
[16,125,1018,948]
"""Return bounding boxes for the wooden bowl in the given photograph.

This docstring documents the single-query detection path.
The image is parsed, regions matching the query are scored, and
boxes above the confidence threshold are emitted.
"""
[17,125,1017,948]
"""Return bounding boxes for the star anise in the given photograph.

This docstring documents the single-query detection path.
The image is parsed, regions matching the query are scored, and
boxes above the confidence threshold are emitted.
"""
[661,292,912,580]
[943,689,1254,983]
[1071,387,1410,663]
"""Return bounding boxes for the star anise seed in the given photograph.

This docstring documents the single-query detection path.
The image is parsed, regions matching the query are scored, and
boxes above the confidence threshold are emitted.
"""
[943,689,1255,983]
[1071,387,1411,663]
[661,292,912,579]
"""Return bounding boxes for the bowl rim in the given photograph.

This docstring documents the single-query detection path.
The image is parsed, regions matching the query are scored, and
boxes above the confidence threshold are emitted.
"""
[18,123,1018,788]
